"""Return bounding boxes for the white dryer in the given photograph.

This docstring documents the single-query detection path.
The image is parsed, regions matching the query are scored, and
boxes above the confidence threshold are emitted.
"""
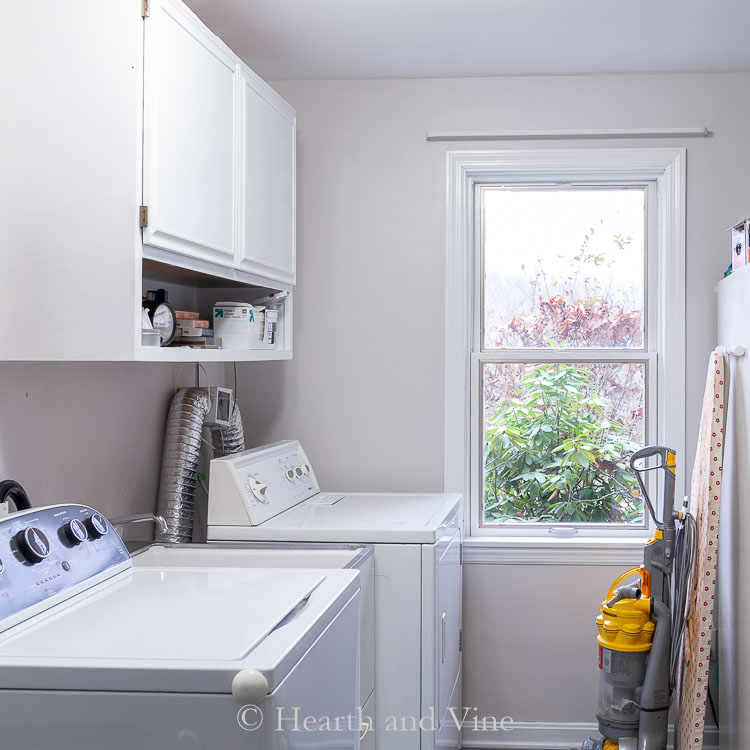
[0,503,361,750]
[207,439,463,750]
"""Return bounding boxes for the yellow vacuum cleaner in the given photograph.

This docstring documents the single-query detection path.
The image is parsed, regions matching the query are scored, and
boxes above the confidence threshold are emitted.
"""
[582,446,697,750]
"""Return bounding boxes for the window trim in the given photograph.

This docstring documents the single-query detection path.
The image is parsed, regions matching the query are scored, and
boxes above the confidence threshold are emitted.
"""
[444,148,686,563]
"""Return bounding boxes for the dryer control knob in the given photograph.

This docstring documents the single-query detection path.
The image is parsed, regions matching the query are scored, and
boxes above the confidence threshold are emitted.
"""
[232,669,269,704]
[249,480,268,504]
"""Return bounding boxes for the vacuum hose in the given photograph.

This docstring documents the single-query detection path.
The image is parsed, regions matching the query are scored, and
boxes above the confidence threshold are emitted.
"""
[638,599,671,750]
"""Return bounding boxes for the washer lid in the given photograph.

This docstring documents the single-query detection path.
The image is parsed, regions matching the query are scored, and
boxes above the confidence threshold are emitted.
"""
[0,568,324,662]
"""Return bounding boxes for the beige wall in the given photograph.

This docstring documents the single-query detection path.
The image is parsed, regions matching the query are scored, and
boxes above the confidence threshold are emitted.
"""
[235,72,750,722]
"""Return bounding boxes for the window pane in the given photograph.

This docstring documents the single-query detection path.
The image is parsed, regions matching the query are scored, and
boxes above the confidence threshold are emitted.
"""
[482,362,645,525]
[483,187,645,349]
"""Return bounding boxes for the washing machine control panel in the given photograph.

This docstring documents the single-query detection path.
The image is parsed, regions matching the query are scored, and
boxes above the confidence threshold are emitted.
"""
[0,504,130,630]
[209,440,321,525]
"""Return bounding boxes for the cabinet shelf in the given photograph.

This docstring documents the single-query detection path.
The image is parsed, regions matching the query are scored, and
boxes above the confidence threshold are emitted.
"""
[135,346,292,363]
[141,259,292,362]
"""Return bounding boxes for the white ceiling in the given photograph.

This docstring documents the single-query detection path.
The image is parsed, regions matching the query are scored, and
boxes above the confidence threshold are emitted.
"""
[184,0,750,81]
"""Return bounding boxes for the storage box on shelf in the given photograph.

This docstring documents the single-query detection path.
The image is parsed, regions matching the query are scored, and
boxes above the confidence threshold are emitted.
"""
[1,0,295,363]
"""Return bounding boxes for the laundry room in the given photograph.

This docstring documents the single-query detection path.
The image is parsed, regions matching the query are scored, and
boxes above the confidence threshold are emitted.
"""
[1,2,749,750]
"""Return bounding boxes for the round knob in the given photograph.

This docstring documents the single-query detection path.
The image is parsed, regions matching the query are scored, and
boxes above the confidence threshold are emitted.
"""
[84,513,109,539]
[63,519,88,546]
[16,527,51,563]
[285,468,295,482]
[231,669,268,704]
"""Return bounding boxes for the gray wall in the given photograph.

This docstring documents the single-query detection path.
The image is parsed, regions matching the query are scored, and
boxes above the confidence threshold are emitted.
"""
[235,72,750,722]
[0,362,228,542]
[0,363,174,518]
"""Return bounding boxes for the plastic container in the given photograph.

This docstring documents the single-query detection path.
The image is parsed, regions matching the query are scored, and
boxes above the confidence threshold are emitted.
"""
[596,647,648,729]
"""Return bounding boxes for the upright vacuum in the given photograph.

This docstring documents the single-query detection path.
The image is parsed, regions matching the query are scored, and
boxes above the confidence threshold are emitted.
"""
[583,446,696,750]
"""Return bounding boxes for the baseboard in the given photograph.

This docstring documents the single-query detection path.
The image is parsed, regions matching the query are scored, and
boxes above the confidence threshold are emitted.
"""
[461,721,718,750]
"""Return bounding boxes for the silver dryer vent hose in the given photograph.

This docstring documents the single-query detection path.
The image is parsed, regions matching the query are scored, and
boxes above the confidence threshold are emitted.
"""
[155,387,245,543]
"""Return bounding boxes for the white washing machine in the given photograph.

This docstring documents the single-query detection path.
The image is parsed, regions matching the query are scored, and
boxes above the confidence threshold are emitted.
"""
[206,440,463,750]
[0,503,361,750]
[133,537,377,746]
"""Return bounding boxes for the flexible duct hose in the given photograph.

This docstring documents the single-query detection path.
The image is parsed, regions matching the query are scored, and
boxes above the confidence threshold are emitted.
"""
[155,387,245,543]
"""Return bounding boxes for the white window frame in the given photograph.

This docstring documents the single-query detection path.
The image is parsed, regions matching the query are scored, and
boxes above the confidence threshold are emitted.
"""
[444,148,686,565]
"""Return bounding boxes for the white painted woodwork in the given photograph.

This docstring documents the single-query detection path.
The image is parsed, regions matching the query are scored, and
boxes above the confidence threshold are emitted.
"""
[143,0,237,267]
[1,0,295,362]
[444,148,686,549]
[237,65,296,285]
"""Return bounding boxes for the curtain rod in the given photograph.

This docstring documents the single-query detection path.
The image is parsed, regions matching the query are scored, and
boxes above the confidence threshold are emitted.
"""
[425,127,710,142]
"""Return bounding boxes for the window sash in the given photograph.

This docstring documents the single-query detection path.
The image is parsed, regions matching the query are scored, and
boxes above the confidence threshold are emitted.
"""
[478,183,653,355]
[472,181,657,537]
[470,351,657,538]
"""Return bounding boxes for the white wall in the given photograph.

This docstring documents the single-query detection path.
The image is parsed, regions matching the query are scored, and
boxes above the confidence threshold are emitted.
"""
[235,72,750,723]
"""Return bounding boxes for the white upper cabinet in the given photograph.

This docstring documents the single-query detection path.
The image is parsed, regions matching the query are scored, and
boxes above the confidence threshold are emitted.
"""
[143,0,237,267]
[0,0,295,362]
[142,0,296,284]
[237,66,296,285]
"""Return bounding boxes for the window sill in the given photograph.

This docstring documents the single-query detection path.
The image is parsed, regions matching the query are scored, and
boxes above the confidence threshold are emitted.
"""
[462,535,648,566]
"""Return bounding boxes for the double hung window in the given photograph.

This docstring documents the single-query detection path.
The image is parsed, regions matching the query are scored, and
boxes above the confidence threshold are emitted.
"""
[444,149,686,546]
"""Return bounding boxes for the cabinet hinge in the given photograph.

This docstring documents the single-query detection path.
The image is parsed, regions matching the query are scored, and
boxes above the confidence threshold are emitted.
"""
[139,205,149,228]
[141,0,150,17]
[459,629,463,653]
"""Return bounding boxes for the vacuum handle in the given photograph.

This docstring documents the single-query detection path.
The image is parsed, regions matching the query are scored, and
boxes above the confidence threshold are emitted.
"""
[629,445,671,471]
[629,445,677,528]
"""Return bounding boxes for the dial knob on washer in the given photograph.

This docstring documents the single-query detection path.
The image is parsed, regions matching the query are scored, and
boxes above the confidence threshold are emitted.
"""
[84,513,109,539]
[63,519,88,546]
[16,527,51,563]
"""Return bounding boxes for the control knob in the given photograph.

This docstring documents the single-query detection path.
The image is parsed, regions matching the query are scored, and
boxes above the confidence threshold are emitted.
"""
[84,513,109,539]
[63,518,88,546]
[16,527,51,564]
[248,478,268,503]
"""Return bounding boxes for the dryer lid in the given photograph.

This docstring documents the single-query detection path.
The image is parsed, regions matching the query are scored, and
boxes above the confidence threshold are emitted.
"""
[228,492,462,543]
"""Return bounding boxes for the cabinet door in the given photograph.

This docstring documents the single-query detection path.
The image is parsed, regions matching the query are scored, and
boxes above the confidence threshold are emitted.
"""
[237,66,296,285]
[143,0,237,267]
